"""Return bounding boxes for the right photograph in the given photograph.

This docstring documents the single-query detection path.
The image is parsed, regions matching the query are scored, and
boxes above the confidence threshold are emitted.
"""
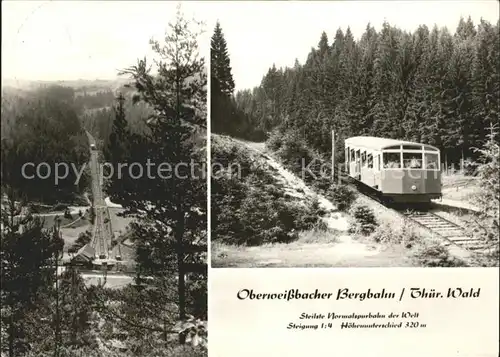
[209,1,499,268]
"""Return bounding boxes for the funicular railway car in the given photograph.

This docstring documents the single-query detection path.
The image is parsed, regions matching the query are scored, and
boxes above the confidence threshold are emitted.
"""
[344,136,442,203]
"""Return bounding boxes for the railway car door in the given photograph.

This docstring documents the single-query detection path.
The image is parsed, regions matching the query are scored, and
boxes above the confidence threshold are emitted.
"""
[355,149,361,179]
[349,148,356,177]
[345,147,350,174]
[373,153,381,189]
[366,153,375,187]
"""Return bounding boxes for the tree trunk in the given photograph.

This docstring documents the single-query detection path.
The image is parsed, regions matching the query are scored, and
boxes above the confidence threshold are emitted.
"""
[8,314,14,357]
[176,201,186,344]
[445,152,448,175]
[164,318,168,348]
[54,248,60,357]
[461,148,465,174]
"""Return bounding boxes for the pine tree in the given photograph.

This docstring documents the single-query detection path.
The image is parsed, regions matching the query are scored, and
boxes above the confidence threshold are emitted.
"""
[117,6,207,344]
[211,21,235,96]
[57,266,93,347]
[106,92,128,160]
[104,92,130,199]
[471,123,499,254]
[1,190,64,356]
[472,19,500,148]
[371,21,401,138]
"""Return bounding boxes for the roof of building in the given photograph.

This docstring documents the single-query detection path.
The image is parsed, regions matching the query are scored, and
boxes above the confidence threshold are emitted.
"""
[345,136,439,151]
[72,243,95,262]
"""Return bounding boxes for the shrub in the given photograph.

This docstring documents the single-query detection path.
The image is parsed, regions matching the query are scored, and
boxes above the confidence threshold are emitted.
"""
[371,220,418,248]
[413,242,468,267]
[266,130,283,152]
[473,246,500,267]
[273,131,319,178]
[311,175,334,193]
[28,203,40,214]
[68,230,92,253]
[212,136,327,246]
[64,208,73,219]
[349,204,378,235]
[326,185,357,212]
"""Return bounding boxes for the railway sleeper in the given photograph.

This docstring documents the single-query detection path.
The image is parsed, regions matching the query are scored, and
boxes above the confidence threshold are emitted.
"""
[423,226,463,230]
[427,225,463,230]
[410,216,452,222]
[424,228,462,232]
[413,218,452,222]
[432,228,466,233]
[447,237,481,242]
[438,233,469,238]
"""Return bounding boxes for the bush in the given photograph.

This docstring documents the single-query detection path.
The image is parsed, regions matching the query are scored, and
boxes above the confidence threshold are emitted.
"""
[413,242,468,267]
[211,135,326,246]
[266,130,283,152]
[473,246,500,267]
[28,203,40,214]
[371,220,418,248]
[311,175,334,193]
[64,208,73,220]
[326,185,357,212]
[273,131,320,179]
[68,230,92,253]
[349,204,378,235]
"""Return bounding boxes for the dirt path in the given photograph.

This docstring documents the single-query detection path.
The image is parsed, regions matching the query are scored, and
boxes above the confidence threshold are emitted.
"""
[212,139,416,268]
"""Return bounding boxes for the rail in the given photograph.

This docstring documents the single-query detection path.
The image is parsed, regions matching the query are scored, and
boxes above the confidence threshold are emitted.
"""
[333,166,489,253]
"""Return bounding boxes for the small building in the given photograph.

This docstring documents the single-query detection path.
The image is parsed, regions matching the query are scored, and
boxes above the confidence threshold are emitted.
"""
[71,244,95,265]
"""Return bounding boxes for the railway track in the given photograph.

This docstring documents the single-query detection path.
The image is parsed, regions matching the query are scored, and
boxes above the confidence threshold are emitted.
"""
[333,167,489,253]
[88,135,115,260]
[399,209,487,251]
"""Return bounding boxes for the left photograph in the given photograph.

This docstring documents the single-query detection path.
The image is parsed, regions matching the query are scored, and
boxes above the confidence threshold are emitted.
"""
[1,2,207,356]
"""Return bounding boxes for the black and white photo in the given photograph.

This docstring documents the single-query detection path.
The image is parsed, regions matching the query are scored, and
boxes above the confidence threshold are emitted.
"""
[209,1,499,268]
[2,2,207,356]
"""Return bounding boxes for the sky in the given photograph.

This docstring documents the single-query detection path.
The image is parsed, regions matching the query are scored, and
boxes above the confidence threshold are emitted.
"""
[2,1,210,83]
[2,1,499,91]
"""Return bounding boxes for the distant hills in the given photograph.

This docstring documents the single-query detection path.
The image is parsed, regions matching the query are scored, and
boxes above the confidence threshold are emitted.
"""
[1,77,130,93]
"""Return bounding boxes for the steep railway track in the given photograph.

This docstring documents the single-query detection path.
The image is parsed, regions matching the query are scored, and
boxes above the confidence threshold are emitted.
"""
[400,209,487,251]
[87,132,117,260]
[333,167,489,253]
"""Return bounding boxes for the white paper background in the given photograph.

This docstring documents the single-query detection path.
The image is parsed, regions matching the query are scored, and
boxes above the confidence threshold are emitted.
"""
[209,268,499,357]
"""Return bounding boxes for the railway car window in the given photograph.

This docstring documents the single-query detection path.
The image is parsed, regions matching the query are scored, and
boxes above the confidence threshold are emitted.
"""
[367,154,373,168]
[403,152,423,169]
[350,149,355,162]
[403,145,422,150]
[424,153,439,170]
[361,152,367,166]
[385,145,400,150]
[383,153,401,168]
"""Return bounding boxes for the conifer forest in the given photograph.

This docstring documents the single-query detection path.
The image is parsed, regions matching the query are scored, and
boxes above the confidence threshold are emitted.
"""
[212,17,499,166]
